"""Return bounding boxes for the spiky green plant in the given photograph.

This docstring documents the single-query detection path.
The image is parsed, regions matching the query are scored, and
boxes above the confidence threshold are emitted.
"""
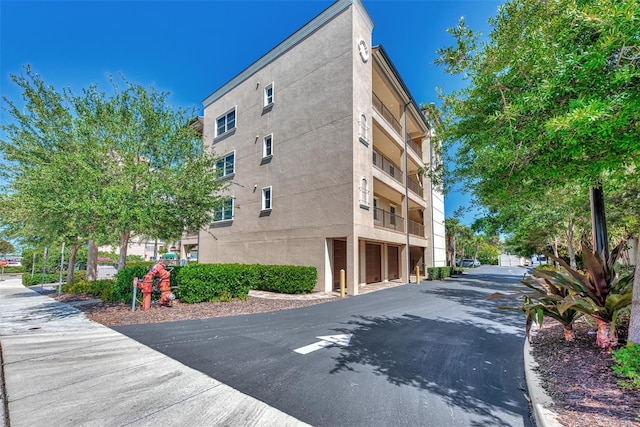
[489,275,582,342]
[537,241,633,349]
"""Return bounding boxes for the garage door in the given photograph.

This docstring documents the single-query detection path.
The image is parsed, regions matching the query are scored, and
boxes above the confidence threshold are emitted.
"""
[388,246,399,280]
[366,243,381,283]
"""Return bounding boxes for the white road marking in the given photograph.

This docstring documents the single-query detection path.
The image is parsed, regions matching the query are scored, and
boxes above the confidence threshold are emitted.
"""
[294,334,352,355]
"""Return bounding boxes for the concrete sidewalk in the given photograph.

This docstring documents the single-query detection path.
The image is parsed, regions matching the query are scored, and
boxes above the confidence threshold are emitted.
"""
[0,277,309,427]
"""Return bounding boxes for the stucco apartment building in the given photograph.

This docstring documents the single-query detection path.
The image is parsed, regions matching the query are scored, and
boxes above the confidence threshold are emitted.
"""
[197,0,446,294]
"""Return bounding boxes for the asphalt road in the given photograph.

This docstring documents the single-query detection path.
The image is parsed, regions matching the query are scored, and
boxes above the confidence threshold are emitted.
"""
[114,265,533,427]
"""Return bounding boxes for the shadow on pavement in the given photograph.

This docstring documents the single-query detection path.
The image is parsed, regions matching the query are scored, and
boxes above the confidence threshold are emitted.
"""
[330,313,530,427]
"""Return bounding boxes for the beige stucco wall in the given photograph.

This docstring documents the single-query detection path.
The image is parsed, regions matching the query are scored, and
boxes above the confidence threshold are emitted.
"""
[198,0,441,292]
[200,3,359,292]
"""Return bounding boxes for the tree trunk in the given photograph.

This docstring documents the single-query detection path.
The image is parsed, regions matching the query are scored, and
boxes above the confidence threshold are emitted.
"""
[118,230,130,271]
[590,185,609,262]
[86,240,98,281]
[66,245,78,284]
[628,229,640,345]
[594,317,618,349]
[553,236,559,267]
[567,219,577,270]
[563,324,575,342]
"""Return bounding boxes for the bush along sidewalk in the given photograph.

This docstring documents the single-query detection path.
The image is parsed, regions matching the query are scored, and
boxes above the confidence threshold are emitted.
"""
[427,266,453,280]
[108,262,317,304]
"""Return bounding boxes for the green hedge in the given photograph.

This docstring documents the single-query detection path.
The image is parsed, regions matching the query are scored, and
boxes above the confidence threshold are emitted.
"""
[66,262,317,304]
[176,263,317,303]
[22,273,61,286]
[426,266,453,280]
[63,279,116,300]
[176,264,255,303]
[252,265,317,294]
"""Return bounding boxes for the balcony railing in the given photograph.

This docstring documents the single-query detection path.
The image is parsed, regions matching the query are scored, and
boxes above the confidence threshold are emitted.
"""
[373,93,402,135]
[374,207,404,232]
[408,219,425,237]
[407,177,422,196]
[405,135,421,157]
[373,150,403,183]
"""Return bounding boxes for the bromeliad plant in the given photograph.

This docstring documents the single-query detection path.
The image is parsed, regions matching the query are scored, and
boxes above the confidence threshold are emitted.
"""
[538,241,633,349]
[489,273,582,342]
[490,240,633,349]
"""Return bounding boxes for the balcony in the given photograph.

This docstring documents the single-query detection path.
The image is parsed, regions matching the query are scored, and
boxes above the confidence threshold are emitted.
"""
[373,93,402,135]
[407,177,422,196]
[373,150,402,183]
[374,207,404,232]
[408,219,425,237]
[405,135,421,158]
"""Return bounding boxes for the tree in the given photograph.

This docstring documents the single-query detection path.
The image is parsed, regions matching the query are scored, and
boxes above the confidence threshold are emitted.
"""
[0,238,14,257]
[0,67,227,277]
[434,0,640,343]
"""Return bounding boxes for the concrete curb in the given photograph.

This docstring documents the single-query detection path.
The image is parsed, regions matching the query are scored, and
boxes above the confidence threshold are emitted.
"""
[524,335,563,427]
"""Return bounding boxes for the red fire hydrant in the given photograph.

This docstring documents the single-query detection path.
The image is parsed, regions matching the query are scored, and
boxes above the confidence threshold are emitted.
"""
[136,262,174,310]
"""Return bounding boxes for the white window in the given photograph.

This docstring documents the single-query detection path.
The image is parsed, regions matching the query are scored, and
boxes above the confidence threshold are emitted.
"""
[213,197,234,222]
[359,177,369,208]
[263,134,273,158]
[216,152,235,178]
[358,113,369,145]
[264,83,274,107]
[216,108,236,137]
[262,186,272,211]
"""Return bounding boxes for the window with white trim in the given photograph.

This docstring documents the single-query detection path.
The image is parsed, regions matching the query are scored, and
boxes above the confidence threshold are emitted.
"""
[262,186,272,211]
[263,134,273,158]
[213,197,234,222]
[216,108,236,137]
[359,177,369,209]
[358,113,369,144]
[216,152,235,178]
[264,83,274,107]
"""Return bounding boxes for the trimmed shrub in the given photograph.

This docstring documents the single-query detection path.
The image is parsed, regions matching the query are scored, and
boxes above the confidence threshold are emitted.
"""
[63,279,116,299]
[176,264,256,303]
[427,267,439,280]
[441,266,452,278]
[253,265,316,294]
[111,262,156,303]
[22,273,60,286]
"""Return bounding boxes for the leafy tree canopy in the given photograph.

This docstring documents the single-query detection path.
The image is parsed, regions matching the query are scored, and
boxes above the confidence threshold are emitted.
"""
[0,66,226,269]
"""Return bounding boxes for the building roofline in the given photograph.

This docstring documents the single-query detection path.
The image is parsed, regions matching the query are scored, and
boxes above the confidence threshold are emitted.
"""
[372,45,429,129]
[203,0,370,108]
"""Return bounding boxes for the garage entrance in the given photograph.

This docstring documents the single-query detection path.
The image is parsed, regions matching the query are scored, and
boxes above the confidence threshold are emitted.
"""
[365,243,381,283]
[333,239,347,291]
[388,246,399,280]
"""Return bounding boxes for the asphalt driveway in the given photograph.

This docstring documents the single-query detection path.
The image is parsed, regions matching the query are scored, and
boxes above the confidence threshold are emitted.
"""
[114,266,533,427]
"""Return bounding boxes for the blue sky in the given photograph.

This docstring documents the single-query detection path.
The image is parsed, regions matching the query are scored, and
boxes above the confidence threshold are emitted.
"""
[0,0,503,226]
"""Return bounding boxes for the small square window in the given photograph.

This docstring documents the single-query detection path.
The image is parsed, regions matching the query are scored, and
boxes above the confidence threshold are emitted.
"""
[262,186,272,211]
[216,152,235,178]
[216,108,236,137]
[263,134,273,158]
[264,83,274,107]
[213,197,234,222]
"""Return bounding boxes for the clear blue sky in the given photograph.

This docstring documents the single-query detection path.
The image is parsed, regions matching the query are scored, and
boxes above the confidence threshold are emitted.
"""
[1,0,503,226]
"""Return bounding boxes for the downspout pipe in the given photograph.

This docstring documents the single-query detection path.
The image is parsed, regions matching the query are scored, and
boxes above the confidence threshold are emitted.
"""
[404,102,411,283]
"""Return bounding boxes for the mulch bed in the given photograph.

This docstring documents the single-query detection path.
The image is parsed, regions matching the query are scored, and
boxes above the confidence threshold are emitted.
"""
[530,318,640,427]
